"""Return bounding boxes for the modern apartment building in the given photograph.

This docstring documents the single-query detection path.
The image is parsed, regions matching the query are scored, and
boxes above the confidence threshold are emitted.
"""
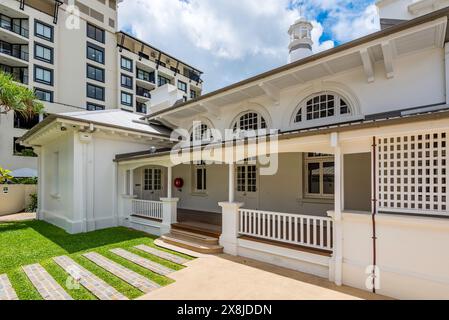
[0,0,203,172]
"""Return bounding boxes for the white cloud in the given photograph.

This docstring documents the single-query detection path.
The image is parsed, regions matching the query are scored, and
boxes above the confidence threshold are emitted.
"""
[118,0,379,92]
[332,4,380,42]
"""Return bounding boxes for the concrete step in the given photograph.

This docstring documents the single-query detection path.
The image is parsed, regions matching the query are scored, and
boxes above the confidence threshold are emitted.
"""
[171,228,219,245]
[161,233,223,254]
[171,223,221,238]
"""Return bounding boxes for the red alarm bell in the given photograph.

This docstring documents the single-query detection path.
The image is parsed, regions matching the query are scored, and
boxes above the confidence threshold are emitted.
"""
[174,178,184,188]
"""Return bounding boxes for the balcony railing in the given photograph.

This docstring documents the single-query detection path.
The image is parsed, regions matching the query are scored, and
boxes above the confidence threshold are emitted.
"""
[0,65,28,84]
[0,18,29,38]
[0,44,28,61]
[239,209,333,251]
[136,102,147,114]
[136,86,151,98]
[132,199,163,220]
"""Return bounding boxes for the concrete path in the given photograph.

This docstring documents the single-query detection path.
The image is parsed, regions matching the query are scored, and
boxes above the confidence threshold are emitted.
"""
[110,248,174,276]
[0,274,18,300]
[139,240,389,300]
[54,255,127,300]
[135,244,190,265]
[83,252,160,294]
[0,212,36,222]
[22,264,72,300]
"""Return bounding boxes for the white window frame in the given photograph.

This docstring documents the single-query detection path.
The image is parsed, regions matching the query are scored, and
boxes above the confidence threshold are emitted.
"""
[304,153,335,199]
[190,123,213,144]
[232,112,267,133]
[192,162,207,194]
[144,168,162,191]
[236,162,258,193]
[294,92,351,124]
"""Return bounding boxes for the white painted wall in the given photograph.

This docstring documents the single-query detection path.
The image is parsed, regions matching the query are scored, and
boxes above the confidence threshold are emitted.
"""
[175,47,445,138]
[340,211,449,299]
[377,0,449,20]
[168,153,333,216]
[0,184,36,215]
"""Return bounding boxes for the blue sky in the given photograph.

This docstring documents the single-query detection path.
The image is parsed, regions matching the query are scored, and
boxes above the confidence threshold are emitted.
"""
[118,0,379,93]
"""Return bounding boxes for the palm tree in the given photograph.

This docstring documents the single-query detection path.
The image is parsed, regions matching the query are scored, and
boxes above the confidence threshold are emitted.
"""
[0,71,44,117]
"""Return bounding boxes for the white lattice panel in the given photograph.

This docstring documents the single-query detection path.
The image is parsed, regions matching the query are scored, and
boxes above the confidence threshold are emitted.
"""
[378,132,449,216]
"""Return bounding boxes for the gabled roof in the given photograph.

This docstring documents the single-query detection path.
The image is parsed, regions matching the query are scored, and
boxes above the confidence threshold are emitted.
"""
[143,6,449,121]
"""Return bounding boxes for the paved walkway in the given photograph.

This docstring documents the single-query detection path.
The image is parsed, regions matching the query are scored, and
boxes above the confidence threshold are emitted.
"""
[0,212,36,222]
[135,245,189,265]
[139,240,389,300]
[0,274,18,300]
[111,248,174,276]
[54,255,128,300]
[22,264,72,300]
[83,252,160,294]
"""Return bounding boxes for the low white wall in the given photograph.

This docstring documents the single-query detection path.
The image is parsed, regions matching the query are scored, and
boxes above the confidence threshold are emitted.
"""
[237,238,330,279]
[341,211,449,300]
[0,184,37,216]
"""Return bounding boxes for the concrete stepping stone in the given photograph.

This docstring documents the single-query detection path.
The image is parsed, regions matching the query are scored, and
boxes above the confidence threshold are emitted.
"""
[110,248,174,276]
[83,252,160,293]
[135,244,189,265]
[0,274,18,300]
[22,264,73,300]
[53,255,127,300]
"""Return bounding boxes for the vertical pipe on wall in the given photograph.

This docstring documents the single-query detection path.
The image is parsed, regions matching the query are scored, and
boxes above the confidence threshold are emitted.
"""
[371,136,378,294]
[445,43,449,105]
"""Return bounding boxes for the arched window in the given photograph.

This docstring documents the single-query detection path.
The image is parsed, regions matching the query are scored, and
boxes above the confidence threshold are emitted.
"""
[295,93,350,123]
[190,123,213,143]
[233,112,267,132]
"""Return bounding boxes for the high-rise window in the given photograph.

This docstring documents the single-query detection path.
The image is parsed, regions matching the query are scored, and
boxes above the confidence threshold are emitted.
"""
[121,74,133,89]
[34,88,53,102]
[87,83,105,101]
[87,103,105,111]
[121,56,132,71]
[87,23,105,43]
[178,80,187,92]
[121,91,132,106]
[34,66,53,85]
[35,20,53,42]
[34,43,53,63]
[87,64,105,82]
[87,43,104,64]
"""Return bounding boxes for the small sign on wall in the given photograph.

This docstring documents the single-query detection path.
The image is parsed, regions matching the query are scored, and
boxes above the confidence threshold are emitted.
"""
[3,186,8,194]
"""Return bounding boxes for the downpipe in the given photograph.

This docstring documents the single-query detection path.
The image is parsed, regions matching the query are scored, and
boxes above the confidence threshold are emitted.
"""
[371,136,378,294]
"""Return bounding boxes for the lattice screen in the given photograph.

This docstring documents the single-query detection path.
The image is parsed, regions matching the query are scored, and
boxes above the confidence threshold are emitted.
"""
[378,132,449,216]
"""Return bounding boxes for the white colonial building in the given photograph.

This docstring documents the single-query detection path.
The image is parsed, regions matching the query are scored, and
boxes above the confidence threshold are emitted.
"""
[21,0,449,300]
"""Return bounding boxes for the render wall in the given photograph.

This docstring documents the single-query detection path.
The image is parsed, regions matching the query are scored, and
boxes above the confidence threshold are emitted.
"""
[40,131,75,231]
[0,184,36,216]
[341,212,449,299]
[344,153,372,212]
[171,153,333,216]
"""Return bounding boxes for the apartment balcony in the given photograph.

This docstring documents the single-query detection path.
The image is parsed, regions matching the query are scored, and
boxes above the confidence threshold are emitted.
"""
[0,5,29,43]
[136,101,147,114]
[0,64,28,84]
[136,68,156,90]
[0,41,28,67]
[136,86,151,102]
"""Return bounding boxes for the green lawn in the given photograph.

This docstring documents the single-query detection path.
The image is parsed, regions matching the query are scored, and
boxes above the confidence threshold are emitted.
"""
[0,220,192,300]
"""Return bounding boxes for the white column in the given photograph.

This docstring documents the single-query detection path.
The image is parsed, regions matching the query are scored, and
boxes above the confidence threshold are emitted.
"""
[331,132,344,286]
[445,43,449,105]
[129,168,134,197]
[167,166,173,198]
[228,162,235,202]
[160,197,179,235]
[219,202,243,255]
[34,147,43,220]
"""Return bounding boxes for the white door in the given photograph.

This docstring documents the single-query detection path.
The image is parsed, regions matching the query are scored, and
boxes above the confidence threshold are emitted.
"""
[141,168,164,201]
[235,164,259,209]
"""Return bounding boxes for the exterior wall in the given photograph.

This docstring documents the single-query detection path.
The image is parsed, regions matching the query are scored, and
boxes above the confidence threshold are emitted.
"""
[170,153,333,216]
[40,131,75,232]
[0,184,36,215]
[176,47,445,137]
[344,153,371,212]
[377,0,449,20]
[341,211,449,299]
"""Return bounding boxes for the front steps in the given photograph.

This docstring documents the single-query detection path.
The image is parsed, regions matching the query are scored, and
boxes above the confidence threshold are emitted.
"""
[160,224,223,254]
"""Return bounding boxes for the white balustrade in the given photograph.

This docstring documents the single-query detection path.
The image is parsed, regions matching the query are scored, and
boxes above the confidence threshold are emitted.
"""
[132,199,163,221]
[238,209,333,251]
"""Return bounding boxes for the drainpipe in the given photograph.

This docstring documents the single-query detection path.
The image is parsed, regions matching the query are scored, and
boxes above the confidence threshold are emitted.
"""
[371,136,378,294]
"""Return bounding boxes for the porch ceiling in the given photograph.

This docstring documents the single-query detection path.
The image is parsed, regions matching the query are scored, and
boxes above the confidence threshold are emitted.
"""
[147,10,448,121]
